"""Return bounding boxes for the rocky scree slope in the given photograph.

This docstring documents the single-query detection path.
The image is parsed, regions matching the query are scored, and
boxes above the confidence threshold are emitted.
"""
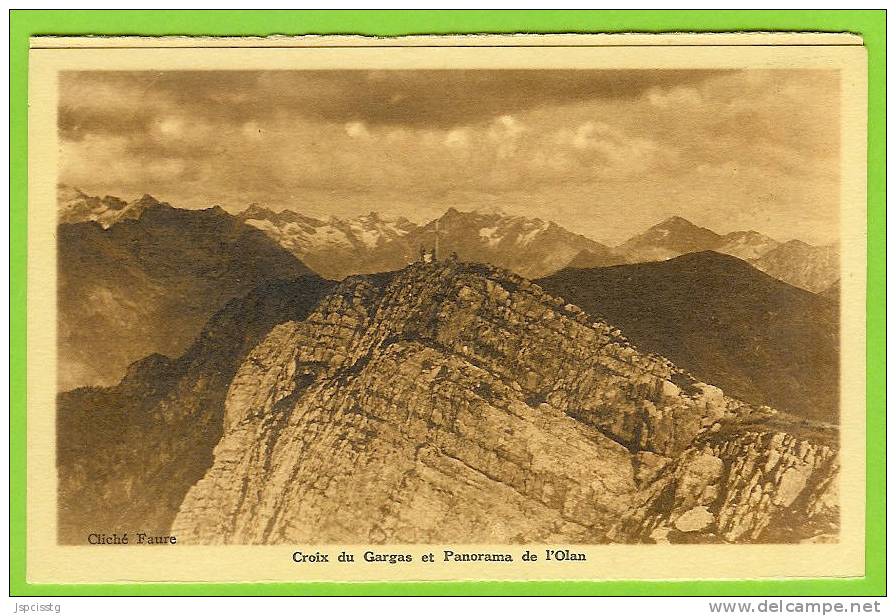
[56,276,335,544]
[171,261,838,544]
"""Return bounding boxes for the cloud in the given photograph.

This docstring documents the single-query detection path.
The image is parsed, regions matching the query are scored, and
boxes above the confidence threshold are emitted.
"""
[58,69,727,140]
[57,69,842,245]
[443,128,471,149]
[646,85,702,109]
[344,121,371,139]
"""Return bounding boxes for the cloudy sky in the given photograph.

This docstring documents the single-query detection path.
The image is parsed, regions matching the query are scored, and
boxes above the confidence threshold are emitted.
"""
[58,69,840,245]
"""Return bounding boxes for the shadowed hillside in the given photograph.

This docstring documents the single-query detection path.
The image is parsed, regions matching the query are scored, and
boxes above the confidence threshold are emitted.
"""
[538,251,839,422]
[58,200,314,390]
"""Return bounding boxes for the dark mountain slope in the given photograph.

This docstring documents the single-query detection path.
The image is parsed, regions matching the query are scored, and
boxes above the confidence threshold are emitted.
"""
[538,251,839,422]
[57,275,336,544]
[820,279,840,304]
[57,201,314,390]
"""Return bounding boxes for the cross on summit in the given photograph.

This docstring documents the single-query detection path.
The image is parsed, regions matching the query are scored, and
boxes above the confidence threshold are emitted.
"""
[419,219,442,263]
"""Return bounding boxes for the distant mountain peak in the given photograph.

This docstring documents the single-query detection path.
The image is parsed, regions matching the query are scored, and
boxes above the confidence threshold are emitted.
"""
[241,203,275,218]
[669,249,755,268]
[640,216,717,238]
[471,204,510,217]
[657,215,697,227]
[619,215,723,263]
[133,194,164,207]
[780,238,813,250]
[58,188,167,229]
[717,230,781,261]
[752,239,839,293]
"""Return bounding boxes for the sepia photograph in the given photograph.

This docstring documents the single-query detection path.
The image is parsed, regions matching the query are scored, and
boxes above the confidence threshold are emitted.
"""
[56,66,844,547]
[22,32,870,585]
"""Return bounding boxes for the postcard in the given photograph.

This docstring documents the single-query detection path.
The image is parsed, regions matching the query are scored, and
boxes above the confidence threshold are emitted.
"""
[26,33,867,584]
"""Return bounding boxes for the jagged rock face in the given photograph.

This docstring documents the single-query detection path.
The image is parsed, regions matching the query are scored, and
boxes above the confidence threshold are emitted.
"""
[612,422,839,543]
[56,277,334,544]
[172,261,839,544]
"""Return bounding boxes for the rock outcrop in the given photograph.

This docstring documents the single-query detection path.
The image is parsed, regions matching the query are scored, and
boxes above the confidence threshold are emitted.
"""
[171,261,838,544]
[612,415,839,543]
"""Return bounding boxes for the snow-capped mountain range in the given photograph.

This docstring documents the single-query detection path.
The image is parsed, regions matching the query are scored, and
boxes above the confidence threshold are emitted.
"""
[618,215,781,263]
[239,203,621,279]
[56,186,839,292]
[58,184,166,228]
[239,203,417,253]
[237,204,418,279]
[616,216,838,293]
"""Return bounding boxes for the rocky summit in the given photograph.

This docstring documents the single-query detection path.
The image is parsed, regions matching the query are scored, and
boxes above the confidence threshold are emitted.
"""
[168,260,838,545]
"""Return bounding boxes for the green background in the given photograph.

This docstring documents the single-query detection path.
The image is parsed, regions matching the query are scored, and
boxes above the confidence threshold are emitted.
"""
[8,9,886,597]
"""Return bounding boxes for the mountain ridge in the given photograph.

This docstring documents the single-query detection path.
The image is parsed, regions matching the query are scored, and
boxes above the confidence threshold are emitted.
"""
[752,239,840,294]
[237,203,624,279]
[538,251,839,422]
[59,188,839,292]
[169,260,838,544]
[57,275,335,543]
[58,259,839,545]
[58,201,313,389]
